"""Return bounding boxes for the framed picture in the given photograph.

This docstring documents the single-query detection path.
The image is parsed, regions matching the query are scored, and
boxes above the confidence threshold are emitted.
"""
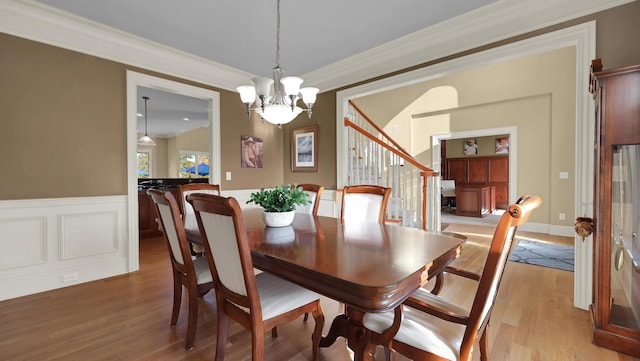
[291,125,319,172]
[241,135,263,168]
[495,136,510,154]
[463,139,478,155]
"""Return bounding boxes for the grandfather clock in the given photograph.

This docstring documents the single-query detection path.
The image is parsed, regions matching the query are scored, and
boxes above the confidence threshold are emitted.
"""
[588,59,640,357]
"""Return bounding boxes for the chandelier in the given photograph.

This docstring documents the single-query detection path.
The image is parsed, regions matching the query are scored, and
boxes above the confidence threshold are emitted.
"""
[137,96,156,146]
[237,0,318,126]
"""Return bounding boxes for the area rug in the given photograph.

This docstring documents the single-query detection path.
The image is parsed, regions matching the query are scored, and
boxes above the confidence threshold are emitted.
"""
[508,240,574,272]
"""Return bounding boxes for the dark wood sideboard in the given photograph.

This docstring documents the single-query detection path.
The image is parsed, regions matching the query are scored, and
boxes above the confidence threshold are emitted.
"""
[445,155,509,210]
[455,185,495,218]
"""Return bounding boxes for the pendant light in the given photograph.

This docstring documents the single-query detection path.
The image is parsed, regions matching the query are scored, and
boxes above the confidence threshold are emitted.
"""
[137,96,156,146]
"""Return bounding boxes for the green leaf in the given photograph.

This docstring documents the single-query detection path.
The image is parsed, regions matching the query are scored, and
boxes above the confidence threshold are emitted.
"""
[246,184,311,212]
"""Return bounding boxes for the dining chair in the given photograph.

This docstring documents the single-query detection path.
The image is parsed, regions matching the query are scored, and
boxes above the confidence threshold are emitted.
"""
[187,193,325,361]
[292,183,324,215]
[428,231,479,296]
[178,183,221,253]
[340,184,392,224]
[363,195,542,361]
[147,189,214,351]
[441,179,457,213]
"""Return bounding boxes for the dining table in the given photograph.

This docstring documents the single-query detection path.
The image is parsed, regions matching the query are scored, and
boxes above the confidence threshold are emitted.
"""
[240,208,465,361]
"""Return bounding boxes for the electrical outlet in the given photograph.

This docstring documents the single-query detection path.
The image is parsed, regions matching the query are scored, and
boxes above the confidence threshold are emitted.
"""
[559,213,566,221]
[226,171,231,181]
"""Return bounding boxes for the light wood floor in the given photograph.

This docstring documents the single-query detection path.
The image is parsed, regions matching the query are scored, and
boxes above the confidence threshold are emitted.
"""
[1,222,638,361]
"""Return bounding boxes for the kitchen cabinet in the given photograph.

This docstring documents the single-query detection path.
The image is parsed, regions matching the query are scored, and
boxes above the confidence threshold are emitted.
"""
[138,188,179,239]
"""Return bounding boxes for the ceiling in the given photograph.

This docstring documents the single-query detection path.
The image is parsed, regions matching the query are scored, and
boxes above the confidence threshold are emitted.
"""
[137,87,210,138]
[12,0,631,137]
[35,0,497,77]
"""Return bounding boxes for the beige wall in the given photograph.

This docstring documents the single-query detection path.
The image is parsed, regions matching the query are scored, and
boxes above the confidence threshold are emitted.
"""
[282,91,337,189]
[354,47,571,225]
[446,135,510,158]
[1,1,639,201]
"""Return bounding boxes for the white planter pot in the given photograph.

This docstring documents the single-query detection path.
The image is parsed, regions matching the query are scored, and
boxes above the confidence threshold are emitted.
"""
[262,210,295,227]
[264,226,295,244]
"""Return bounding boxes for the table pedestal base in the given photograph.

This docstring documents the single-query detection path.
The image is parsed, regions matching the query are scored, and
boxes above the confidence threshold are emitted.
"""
[320,307,375,361]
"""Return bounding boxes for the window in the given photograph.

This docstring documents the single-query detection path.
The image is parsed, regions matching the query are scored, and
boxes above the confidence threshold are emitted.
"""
[180,151,210,178]
[137,151,151,178]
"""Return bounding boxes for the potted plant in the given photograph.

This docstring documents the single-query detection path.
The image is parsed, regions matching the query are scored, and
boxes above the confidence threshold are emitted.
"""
[247,184,310,227]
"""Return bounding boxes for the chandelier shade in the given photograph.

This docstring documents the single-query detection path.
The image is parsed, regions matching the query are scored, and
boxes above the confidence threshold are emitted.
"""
[236,0,318,126]
[137,96,156,146]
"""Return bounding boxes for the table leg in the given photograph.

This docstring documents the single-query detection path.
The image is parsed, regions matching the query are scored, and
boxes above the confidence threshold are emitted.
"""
[320,306,373,361]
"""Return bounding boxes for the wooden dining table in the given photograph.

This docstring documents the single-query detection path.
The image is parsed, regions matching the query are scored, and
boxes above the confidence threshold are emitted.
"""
[240,208,465,361]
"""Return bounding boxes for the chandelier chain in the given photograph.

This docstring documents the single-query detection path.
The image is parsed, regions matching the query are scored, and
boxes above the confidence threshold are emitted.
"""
[236,0,318,125]
[143,96,149,135]
[275,0,280,68]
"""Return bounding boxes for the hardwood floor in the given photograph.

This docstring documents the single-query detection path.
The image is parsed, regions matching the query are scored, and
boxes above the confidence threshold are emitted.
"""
[1,222,638,361]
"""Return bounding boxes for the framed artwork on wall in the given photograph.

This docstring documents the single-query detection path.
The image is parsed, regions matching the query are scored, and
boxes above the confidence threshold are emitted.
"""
[495,136,510,154]
[291,125,319,172]
[241,135,263,168]
[463,139,478,155]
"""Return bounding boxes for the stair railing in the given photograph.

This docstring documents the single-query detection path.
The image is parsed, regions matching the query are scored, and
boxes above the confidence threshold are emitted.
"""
[344,100,441,231]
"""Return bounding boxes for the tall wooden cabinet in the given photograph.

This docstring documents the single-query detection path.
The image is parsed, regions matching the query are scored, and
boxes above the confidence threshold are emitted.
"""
[589,60,640,357]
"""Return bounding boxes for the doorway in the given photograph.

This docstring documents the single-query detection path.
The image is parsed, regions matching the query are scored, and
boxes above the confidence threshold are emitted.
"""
[126,71,221,272]
[432,126,518,206]
[336,23,595,310]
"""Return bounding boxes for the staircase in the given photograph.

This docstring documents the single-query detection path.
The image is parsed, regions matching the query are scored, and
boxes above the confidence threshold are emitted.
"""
[343,100,441,231]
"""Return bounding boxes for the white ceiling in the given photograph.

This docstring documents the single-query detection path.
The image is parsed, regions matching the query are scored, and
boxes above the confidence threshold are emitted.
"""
[137,87,210,138]
[9,0,632,137]
[35,0,497,77]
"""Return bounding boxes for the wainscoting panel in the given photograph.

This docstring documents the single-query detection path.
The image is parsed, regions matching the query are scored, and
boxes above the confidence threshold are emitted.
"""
[0,196,129,301]
[0,216,46,270]
[59,211,119,260]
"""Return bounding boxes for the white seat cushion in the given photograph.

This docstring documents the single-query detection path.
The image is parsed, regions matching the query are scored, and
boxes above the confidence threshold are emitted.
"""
[255,272,321,321]
[192,256,213,285]
[363,305,466,361]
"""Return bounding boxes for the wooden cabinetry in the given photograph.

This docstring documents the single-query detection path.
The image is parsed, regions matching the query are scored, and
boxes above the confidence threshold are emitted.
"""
[446,156,508,209]
[138,189,179,239]
[455,186,495,218]
[138,191,161,238]
[589,60,640,357]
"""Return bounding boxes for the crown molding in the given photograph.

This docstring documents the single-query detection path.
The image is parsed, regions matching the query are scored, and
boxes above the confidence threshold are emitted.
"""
[0,0,253,92]
[0,0,633,93]
[304,0,633,91]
